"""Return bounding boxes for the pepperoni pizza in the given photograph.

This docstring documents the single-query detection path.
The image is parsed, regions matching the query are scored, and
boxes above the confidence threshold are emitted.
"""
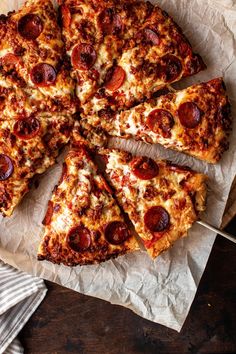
[0,113,73,216]
[0,0,76,114]
[100,148,207,258]
[38,132,139,265]
[81,78,231,163]
[60,0,205,118]
[0,0,77,216]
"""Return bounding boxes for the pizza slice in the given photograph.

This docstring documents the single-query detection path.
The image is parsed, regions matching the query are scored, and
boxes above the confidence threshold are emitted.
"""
[0,0,76,114]
[99,148,207,259]
[82,78,231,163]
[60,0,205,115]
[37,134,139,266]
[0,113,73,216]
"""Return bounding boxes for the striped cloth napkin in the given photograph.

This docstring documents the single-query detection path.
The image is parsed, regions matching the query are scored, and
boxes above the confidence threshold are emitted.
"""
[0,260,47,354]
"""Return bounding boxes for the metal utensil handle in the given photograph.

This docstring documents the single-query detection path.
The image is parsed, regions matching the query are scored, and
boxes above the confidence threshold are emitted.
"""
[197,220,236,244]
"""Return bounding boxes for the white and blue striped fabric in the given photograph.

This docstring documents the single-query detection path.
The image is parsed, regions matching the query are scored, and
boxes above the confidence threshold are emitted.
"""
[0,260,47,354]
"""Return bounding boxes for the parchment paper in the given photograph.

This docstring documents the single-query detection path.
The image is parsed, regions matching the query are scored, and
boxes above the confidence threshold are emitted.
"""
[0,0,236,332]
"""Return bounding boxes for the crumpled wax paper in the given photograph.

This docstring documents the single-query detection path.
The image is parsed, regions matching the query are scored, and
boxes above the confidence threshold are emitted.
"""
[0,0,236,332]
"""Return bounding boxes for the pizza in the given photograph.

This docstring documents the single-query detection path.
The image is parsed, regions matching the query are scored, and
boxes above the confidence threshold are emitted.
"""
[0,0,77,216]
[81,78,231,163]
[0,113,73,216]
[0,0,230,267]
[60,0,205,118]
[99,148,207,258]
[0,0,76,115]
[38,130,139,265]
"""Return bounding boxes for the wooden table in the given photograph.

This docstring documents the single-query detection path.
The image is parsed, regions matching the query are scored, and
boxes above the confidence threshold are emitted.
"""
[19,217,236,354]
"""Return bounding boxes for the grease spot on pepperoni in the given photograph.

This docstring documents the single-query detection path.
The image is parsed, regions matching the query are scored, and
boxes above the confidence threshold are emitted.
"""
[146,109,174,138]
[131,157,159,180]
[178,102,201,129]
[67,225,91,252]
[1,53,20,66]
[105,221,130,245]
[61,5,71,29]
[98,8,123,35]
[143,28,159,45]
[161,54,182,82]
[71,43,96,70]
[18,14,43,40]
[13,116,40,140]
[104,66,126,91]
[30,63,56,86]
[144,206,170,233]
[0,154,14,181]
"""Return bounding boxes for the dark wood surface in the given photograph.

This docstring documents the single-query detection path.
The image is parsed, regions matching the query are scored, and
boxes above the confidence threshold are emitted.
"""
[19,218,236,354]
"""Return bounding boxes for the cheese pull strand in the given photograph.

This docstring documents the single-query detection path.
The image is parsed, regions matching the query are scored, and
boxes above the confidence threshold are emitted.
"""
[197,220,236,244]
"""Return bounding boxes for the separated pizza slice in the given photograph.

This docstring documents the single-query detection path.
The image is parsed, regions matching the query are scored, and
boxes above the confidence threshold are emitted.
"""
[0,0,76,114]
[82,78,231,163]
[99,148,207,259]
[60,0,205,115]
[38,134,139,266]
[0,113,73,216]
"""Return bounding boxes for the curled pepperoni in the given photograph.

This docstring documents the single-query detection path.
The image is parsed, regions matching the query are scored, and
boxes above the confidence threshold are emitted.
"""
[143,28,159,45]
[98,8,123,35]
[1,53,20,66]
[144,206,170,233]
[13,116,40,140]
[146,109,174,138]
[18,14,43,40]
[61,5,71,29]
[131,157,159,180]
[67,225,91,252]
[0,154,14,181]
[71,43,96,70]
[161,54,182,82]
[178,102,201,129]
[104,66,126,91]
[30,63,57,86]
[105,221,130,245]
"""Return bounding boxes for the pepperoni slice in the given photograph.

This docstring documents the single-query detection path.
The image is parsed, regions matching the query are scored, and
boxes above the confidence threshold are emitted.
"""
[104,66,126,91]
[30,63,57,87]
[42,201,53,226]
[13,116,40,140]
[131,157,159,180]
[144,206,170,233]
[143,28,160,45]
[61,5,71,29]
[105,221,130,245]
[99,8,123,35]
[18,14,43,40]
[178,102,201,129]
[1,53,20,66]
[59,163,68,184]
[146,109,174,138]
[67,225,91,252]
[161,54,182,82]
[0,154,14,181]
[71,44,96,70]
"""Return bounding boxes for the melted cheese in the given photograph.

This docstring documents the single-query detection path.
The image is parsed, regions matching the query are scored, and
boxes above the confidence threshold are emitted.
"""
[103,148,207,258]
